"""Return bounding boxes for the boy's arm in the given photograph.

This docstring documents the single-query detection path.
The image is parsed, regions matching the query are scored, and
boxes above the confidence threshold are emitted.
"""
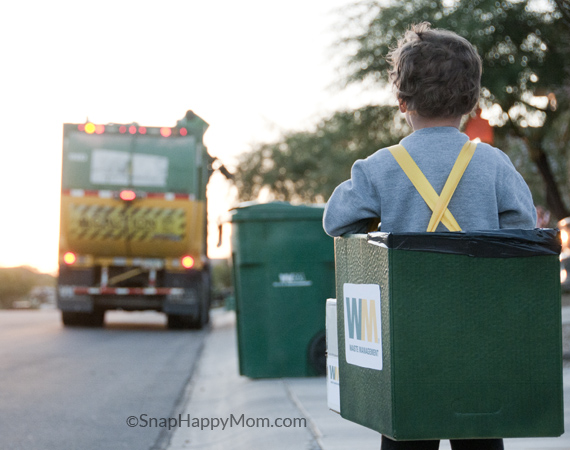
[323,159,381,237]
[496,156,537,229]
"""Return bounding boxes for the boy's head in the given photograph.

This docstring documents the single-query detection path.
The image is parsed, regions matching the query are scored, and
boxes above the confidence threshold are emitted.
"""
[387,22,482,119]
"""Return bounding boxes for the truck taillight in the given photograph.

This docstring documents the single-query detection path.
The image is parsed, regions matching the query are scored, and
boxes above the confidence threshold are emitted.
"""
[160,127,172,137]
[181,256,195,269]
[63,252,77,265]
[83,123,105,134]
[119,190,137,201]
[180,128,188,136]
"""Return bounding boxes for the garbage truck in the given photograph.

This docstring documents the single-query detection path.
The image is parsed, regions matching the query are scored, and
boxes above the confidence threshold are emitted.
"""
[57,111,212,329]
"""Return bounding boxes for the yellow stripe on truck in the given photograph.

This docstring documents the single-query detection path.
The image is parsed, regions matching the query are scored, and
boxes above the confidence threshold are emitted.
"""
[60,194,205,259]
[68,204,187,242]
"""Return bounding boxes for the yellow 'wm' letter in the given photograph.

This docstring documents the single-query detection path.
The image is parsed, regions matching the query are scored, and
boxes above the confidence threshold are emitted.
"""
[360,298,378,343]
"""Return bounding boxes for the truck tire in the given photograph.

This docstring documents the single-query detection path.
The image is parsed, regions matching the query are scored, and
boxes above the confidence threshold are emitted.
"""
[168,273,211,330]
[188,275,211,330]
[167,312,205,330]
[167,314,194,330]
[197,270,211,328]
[62,310,105,327]
[191,305,208,330]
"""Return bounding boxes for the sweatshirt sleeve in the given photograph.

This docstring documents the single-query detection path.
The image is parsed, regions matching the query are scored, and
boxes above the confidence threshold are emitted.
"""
[495,152,537,229]
[323,158,381,237]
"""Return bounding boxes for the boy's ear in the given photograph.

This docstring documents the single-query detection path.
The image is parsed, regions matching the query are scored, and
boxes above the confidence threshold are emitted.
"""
[398,99,407,113]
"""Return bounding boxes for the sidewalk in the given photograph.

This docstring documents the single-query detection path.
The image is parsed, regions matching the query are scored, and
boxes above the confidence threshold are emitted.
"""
[167,308,570,450]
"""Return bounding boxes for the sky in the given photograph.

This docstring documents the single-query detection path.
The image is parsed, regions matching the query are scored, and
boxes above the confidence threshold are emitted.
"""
[0,0,384,274]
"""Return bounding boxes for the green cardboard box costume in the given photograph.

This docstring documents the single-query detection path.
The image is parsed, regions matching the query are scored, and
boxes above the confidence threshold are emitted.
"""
[326,141,563,440]
[332,229,563,440]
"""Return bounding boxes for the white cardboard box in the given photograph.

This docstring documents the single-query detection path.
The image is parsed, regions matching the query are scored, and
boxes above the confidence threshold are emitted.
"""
[326,298,340,413]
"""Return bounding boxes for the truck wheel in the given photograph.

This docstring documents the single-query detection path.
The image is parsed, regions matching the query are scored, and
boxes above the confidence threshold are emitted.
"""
[167,312,206,330]
[88,309,105,327]
[62,310,105,327]
[62,311,81,326]
[186,299,209,330]
[167,314,193,330]
[199,270,211,327]
[190,309,207,330]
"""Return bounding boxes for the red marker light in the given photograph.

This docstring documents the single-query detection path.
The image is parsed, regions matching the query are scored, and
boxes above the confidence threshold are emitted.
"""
[160,127,172,137]
[78,124,85,132]
[139,126,147,135]
[181,255,194,269]
[129,125,137,134]
[95,124,105,134]
[63,252,77,265]
[119,125,127,133]
[119,190,136,201]
[179,128,188,136]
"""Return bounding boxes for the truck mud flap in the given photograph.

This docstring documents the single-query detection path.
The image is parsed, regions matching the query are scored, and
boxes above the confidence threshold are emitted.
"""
[163,287,199,315]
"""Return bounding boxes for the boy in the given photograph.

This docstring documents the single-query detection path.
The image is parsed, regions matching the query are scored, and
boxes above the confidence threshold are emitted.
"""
[323,23,536,450]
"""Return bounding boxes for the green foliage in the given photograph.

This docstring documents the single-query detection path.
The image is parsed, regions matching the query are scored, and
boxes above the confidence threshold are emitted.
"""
[345,0,567,105]
[210,259,233,305]
[499,108,570,212]
[0,267,54,309]
[234,105,409,202]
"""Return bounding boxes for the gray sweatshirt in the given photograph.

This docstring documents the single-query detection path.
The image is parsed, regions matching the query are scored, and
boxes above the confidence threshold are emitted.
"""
[323,127,537,236]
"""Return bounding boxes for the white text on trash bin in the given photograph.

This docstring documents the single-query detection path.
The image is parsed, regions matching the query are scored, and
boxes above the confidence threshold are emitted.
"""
[272,272,313,287]
[343,283,383,370]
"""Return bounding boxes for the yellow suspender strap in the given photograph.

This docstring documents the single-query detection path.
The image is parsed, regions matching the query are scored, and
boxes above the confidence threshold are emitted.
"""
[426,140,477,232]
[389,140,477,232]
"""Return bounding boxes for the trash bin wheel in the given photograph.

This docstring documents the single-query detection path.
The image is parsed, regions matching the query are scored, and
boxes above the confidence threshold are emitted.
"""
[308,331,326,376]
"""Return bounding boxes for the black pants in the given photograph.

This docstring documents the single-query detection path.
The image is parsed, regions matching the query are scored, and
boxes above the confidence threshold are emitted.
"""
[381,436,504,450]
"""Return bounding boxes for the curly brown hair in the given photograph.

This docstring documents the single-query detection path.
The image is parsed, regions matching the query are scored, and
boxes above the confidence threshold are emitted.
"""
[387,22,482,118]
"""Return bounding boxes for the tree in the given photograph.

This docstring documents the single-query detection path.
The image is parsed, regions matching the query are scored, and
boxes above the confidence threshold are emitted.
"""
[342,0,570,218]
[0,267,38,309]
[234,105,409,202]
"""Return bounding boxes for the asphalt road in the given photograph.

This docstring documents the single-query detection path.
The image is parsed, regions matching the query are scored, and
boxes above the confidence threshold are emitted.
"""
[0,309,207,450]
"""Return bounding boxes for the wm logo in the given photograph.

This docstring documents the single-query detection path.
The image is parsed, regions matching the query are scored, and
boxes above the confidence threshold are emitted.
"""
[328,364,339,382]
[345,297,379,344]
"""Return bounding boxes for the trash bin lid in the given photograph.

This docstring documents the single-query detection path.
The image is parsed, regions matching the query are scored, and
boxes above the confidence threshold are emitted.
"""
[367,229,561,258]
[230,201,325,222]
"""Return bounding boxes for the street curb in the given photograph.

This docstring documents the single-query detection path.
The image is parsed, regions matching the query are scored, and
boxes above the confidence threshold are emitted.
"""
[283,380,324,449]
[151,324,211,450]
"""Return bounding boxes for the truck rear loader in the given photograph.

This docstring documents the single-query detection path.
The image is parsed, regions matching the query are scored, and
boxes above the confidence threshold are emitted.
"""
[57,111,212,329]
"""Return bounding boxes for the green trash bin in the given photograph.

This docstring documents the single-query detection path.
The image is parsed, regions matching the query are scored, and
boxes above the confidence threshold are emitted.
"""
[230,202,335,378]
[334,230,563,440]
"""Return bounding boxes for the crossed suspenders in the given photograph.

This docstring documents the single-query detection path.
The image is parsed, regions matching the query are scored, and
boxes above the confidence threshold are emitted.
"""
[388,140,477,232]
